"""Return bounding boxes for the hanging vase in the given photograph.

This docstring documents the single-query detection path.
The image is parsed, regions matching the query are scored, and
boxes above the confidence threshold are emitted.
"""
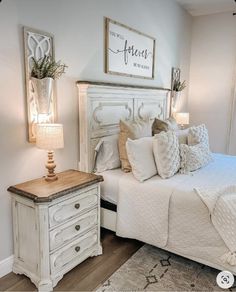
[31,77,53,114]
[172,91,181,109]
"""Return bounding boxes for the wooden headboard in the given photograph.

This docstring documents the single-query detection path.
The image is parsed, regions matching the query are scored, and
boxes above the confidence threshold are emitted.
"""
[77,81,170,172]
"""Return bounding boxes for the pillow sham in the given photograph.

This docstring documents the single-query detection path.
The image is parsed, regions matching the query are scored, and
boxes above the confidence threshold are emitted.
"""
[153,131,180,179]
[152,117,179,135]
[118,119,152,172]
[179,142,212,174]
[94,134,120,173]
[126,137,157,182]
[188,124,209,148]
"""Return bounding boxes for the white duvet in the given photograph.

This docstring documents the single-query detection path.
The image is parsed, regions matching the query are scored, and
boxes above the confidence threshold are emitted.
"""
[116,153,236,274]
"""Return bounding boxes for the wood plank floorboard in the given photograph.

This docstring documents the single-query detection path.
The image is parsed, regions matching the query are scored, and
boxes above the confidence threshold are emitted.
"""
[0,229,143,291]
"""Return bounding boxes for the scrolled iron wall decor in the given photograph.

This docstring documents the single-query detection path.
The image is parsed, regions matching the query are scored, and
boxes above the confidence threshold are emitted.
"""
[23,26,57,143]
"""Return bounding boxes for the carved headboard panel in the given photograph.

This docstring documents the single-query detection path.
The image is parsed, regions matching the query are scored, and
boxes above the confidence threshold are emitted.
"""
[77,81,170,172]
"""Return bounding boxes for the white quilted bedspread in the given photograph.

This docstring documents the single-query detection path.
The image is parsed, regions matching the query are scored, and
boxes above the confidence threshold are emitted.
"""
[116,153,236,272]
[116,174,173,247]
[196,185,236,265]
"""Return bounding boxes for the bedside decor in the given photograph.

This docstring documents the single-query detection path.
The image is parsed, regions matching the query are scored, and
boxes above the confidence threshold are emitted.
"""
[36,123,64,181]
[175,112,189,129]
[8,170,103,291]
[31,56,67,114]
[23,26,57,142]
[105,18,155,79]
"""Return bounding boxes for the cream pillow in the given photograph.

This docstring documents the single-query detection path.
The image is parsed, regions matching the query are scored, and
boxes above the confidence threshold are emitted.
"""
[126,137,157,182]
[152,117,179,135]
[153,131,180,179]
[180,142,212,174]
[118,119,152,172]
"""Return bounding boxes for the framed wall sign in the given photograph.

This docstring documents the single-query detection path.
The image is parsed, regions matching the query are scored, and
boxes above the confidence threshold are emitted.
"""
[105,18,155,79]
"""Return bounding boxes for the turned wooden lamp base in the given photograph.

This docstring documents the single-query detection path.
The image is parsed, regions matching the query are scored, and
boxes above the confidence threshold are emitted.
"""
[45,150,58,182]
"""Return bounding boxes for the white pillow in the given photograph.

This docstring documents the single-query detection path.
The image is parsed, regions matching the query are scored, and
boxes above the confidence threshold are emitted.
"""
[126,137,157,182]
[119,119,153,172]
[188,124,210,148]
[180,142,212,174]
[153,131,180,179]
[94,135,120,173]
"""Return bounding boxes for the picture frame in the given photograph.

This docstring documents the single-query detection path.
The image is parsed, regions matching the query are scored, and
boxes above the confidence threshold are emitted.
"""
[23,26,57,143]
[105,18,156,79]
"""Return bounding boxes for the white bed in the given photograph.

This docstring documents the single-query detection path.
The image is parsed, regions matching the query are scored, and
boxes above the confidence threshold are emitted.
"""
[77,81,236,274]
[98,153,236,274]
[100,168,123,204]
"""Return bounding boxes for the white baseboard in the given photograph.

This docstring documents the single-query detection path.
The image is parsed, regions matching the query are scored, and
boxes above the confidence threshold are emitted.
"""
[0,255,13,278]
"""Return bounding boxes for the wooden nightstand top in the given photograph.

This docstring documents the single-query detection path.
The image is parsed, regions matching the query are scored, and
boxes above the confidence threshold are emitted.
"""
[8,170,103,203]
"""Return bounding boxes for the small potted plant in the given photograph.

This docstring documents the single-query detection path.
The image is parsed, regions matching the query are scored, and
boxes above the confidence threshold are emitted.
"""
[31,55,67,114]
[172,79,186,109]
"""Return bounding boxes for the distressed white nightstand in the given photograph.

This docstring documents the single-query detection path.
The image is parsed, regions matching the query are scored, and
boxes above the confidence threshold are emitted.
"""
[8,170,103,291]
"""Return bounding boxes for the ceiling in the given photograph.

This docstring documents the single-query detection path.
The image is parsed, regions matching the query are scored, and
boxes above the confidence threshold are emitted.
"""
[176,0,236,16]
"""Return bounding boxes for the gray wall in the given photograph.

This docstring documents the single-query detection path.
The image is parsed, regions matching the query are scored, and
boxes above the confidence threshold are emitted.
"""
[0,0,192,261]
[188,12,236,154]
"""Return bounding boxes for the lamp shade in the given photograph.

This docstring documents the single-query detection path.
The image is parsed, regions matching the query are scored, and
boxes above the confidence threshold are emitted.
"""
[36,123,64,150]
[175,113,189,125]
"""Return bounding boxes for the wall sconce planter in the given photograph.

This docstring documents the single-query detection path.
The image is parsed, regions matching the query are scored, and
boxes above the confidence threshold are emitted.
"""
[172,91,181,109]
[23,27,57,143]
[170,68,181,115]
[31,77,53,114]
[170,68,186,116]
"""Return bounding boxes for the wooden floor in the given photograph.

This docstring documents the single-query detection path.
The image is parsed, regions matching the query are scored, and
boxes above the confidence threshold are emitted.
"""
[0,229,143,291]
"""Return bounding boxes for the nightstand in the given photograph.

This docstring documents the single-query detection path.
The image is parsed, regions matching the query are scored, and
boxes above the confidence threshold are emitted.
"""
[8,170,103,291]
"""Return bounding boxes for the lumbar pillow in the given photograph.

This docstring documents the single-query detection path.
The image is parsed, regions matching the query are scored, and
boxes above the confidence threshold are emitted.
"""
[153,131,180,179]
[180,142,212,174]
[152,117,179,135]
[118,119,152,172]
[94,134,120,173]
[126,137,157,182]
[188,124,210,148]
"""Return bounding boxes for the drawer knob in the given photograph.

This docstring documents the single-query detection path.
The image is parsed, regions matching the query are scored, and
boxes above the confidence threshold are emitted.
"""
[75,246,80,252]
[75,225,80,231]
[74,203,80,209]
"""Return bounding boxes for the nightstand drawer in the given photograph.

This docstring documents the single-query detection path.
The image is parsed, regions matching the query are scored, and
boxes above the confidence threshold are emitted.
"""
[50,228,98,276]
[49,188,98,228]
[50,208,97,251]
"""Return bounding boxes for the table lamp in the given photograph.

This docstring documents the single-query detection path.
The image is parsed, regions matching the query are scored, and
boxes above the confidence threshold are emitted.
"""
[175,112,189,129]
[36,123,64,181]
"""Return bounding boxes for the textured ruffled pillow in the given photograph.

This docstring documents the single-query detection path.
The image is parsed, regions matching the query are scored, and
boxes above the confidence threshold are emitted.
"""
[180,142,212,174]
[126,137,157,182]
[153,131,180,179]
[119,119,152,172]
[152,117,179,135]
[188,124,210,148]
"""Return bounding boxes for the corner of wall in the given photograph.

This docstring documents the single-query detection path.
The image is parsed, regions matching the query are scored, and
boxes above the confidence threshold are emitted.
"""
[0,255,13,278]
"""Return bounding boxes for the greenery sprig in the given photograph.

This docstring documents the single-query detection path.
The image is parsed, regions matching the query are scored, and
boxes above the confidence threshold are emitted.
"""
[31,55,67,80]
[173,80,186,92]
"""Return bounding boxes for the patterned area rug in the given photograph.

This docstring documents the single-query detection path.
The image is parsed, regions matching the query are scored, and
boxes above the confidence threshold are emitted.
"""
[97,244,236,291]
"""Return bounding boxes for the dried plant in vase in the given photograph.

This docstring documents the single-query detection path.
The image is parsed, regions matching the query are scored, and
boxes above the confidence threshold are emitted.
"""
[172,80,186,109]
[30,55,67,114]
[173,80,186,92]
